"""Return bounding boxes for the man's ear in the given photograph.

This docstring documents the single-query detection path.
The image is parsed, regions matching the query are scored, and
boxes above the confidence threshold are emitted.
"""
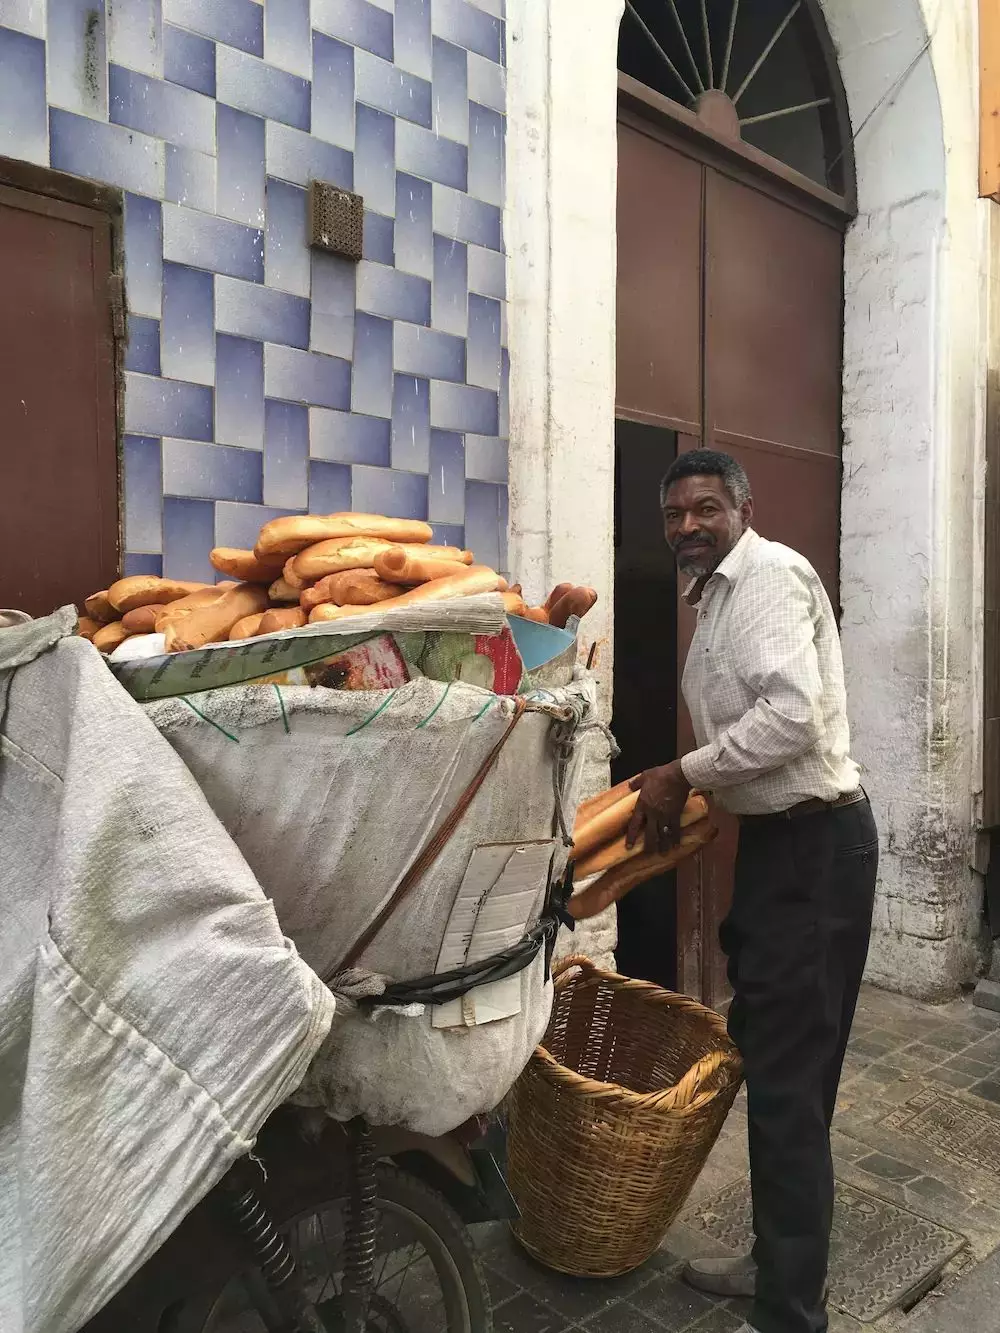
[741,497,754,528]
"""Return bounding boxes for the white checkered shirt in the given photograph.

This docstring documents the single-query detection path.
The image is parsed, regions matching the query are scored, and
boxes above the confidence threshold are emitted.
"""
[679,529,860,816]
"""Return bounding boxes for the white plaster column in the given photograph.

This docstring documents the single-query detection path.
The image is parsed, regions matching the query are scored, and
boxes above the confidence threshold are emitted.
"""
[829,0,988,997]
[505,0,624,719]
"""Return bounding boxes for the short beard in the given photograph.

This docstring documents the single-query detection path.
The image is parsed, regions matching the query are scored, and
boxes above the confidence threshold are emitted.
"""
[675,549,718,577]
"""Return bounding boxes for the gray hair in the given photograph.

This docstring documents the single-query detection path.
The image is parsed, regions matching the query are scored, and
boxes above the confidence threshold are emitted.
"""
[660,449,752,508]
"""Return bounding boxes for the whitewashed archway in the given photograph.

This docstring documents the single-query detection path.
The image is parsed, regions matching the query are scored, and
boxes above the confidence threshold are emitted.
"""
[504,0,987,998]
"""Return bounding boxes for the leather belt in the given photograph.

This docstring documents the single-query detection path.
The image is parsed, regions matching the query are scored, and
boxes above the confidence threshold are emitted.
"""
[739,787,866,826]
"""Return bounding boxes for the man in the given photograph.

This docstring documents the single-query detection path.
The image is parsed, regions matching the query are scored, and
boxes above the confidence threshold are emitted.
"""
[627,450,878,1333]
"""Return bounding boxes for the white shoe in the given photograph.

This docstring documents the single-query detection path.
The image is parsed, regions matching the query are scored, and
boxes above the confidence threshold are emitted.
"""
[683,1252,757,1298]
[733,1325,762,1333]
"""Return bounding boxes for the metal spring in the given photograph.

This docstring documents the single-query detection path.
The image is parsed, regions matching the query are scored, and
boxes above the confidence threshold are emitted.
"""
[343,1118,378,1298]
[227,1185,298,1289]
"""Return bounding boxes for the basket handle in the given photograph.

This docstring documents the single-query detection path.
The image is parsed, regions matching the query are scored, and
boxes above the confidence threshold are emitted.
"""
[551,954,600,981]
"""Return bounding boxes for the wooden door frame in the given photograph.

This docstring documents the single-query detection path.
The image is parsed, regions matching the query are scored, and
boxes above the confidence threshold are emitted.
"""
[615,78,852,1007]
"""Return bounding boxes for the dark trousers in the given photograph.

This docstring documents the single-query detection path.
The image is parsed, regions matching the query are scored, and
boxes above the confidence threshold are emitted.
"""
[721,797,878,1333]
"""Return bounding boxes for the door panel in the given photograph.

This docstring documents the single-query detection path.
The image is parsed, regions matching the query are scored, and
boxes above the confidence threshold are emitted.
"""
[705,171,843,458]
[615,115,845,1007]
[616,124,703,434]
[0,183,119,616]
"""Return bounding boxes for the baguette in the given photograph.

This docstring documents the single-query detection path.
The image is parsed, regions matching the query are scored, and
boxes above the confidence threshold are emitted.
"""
[229,612,267,641]
[501,592,529,617]
[268,576,302,604]
[93,622,135,654]
[522,607,550,624]
[257,607,308,634]
[83,589,115,623]
[571,791,640,862]
[294,538,470,583]
[373,550,475,585]
[255,513,434,558]
[303,569,407,608]
[210,547,285,582]
[282,556,310,591]
[576,779,634,827]
[549,586,598,630]
[569,822,718,921]
[76,616,104,641]
[164,583,270,653]
[309,565,503,621]
[573,793,710,879]
[544,582,574,613]
[122,604,163,634]
[154,583,236,632]
[108,576,209,613]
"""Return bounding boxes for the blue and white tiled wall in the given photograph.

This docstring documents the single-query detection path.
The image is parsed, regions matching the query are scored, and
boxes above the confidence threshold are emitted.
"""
[0,0,508,581]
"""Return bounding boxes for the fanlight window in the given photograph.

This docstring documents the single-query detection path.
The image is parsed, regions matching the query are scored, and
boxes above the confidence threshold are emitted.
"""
[618,0,852,195]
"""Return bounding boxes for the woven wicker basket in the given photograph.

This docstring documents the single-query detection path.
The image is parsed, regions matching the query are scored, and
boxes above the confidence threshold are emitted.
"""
[507,955,744,1278]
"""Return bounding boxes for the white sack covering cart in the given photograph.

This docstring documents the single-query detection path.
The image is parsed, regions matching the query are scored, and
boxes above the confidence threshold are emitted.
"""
[142,601,602,1137]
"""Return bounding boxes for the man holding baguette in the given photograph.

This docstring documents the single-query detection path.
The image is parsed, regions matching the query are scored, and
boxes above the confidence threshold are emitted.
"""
[626,449,877,1333]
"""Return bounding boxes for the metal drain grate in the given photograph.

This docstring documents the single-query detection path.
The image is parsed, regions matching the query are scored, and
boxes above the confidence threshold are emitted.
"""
[883,1087,1000,1176]
[683,1177,966,1323]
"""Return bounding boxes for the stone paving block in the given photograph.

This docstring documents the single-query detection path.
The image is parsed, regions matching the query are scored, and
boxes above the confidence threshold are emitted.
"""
[630,1276,717,1329]
[585,1305,670,1333]
[493,1291,573,1332]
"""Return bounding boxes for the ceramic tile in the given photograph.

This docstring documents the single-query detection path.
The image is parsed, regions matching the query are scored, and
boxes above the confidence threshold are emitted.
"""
[432,37,468,144]
[390,374,431,471]
[351,312,394,417]
[123,435,163,551]
[310,407,391,467]
[312,31,355,150]
[217,103,266,227]
[165,143,216,212]
[313,0,393,62]
[163,0,263,58]
[263,399,309,508]
[264,0,311,80]
[265,176,310,296]
[50,109,165,198]
[264,344,352,411]
[162,438,262,502]
[428,429,465,525]
[47,0,107,116]
[432,0,502,63]
[125,315,161,377]
[216,275,310,349]
[162,496,217,581]
[264,119,353,189]
[0,26,47,165]
[395,0,433,81]
[215,45,310,131]
[163,24,214,96]
[309,459,353,513]
[216,334,265,449]
[214,501,304,549]
[355,48,432,128]
[161,261,215,385]
[110,63,215,155]
[363,209,396,266]
[352,464,429,520]
[124,371,213,441]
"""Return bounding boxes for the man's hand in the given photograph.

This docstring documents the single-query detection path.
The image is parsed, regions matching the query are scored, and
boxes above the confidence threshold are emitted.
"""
[626,761,691,854]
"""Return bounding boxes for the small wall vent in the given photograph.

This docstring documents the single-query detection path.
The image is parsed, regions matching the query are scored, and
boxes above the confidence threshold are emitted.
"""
[308,181,364,262]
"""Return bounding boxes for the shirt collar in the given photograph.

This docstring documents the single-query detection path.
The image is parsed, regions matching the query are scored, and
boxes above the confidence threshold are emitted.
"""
[682,528,758,605]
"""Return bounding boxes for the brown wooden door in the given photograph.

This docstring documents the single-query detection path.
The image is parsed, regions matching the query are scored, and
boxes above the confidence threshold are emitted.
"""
[616,106,846,1006]
[0,182,119,616]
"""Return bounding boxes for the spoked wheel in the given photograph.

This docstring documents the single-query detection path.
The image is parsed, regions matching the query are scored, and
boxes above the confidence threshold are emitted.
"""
[168,1166,492,1333]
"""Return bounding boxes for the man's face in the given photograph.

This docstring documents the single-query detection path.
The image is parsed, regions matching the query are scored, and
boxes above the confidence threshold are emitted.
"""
[662,474,752,577]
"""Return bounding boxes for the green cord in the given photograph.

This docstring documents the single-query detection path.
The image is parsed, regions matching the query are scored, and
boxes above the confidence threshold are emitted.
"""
[273,684,290,734]
[180,695,240,743]
[346,689,399,737]
[416,681,453,729]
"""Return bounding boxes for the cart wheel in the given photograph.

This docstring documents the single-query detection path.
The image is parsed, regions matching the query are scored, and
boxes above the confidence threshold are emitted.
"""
[166,1165,492,1333]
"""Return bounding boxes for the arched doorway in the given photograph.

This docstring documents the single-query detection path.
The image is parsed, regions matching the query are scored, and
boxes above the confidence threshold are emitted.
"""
[612,0,855,1001]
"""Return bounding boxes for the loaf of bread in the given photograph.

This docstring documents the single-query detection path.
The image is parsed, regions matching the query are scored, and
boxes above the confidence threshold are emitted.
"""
[83,589,115,623]
[521,607,550,624]
[255,513,434,558]
[268,576,302,603]
[571,791,641,862]
[164,584,270,653]
[548,586,598,629]
[108,576,210,613]
[501,591,529,617]
[569,822,718,921]
[292,538,469,583]
[309,565,502,621]
[121,604,163,634]
[573,793,710,879]
[76,616,103,641]
[210,547,285,582]
[303,569,407,608]
[93,622,135,654]
[154,583,236,632]
[229,612,267,641]
[258,606,308,634]
[544,583,574,613]
[373,550,475,585]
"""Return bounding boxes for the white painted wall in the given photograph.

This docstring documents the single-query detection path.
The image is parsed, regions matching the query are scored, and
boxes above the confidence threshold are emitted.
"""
[505,0,990,998]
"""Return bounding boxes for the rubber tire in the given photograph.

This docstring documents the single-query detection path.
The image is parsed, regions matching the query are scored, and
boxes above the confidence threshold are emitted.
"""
[167,1164,493,1333]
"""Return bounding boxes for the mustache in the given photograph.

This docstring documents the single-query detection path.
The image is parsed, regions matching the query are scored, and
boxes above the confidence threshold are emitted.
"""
[674,534,716,551]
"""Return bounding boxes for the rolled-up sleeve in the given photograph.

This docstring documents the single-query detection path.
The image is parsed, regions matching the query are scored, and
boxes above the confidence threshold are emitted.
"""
[681,564,824,791]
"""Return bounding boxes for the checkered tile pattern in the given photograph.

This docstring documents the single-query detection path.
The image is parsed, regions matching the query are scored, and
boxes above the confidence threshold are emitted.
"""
[0,0,508,577]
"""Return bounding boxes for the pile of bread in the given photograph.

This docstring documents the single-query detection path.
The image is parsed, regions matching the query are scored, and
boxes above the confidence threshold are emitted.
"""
[77,511,599,655]
[566,779,717,922]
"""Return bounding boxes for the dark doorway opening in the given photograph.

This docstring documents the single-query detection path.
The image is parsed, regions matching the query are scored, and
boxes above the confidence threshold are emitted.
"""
[611,417,678,989]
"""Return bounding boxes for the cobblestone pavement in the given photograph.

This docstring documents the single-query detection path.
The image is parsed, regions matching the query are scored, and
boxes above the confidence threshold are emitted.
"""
[476,985,1000,1333]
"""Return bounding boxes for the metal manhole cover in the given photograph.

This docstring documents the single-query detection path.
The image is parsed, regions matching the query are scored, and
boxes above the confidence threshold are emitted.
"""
[683,1177,966,1323]
[882,1087,1000,1175]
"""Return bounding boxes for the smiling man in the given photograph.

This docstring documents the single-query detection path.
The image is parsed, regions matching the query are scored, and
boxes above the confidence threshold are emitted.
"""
[626,449,878,1333]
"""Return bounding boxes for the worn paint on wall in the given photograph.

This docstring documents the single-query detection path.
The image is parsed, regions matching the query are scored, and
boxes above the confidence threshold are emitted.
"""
[0,0,509,576]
